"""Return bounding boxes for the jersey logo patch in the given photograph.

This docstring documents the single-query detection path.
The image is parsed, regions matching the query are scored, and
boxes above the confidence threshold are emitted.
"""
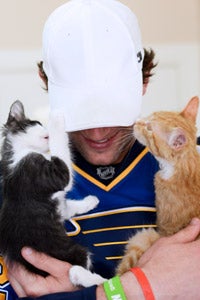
[96,166,115,180]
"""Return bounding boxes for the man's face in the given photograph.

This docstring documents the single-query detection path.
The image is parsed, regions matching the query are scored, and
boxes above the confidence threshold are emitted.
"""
[69,126,134,165]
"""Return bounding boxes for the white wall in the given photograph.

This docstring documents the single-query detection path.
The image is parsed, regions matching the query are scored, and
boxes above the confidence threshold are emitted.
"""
[0,50,48,127]
[142,44,200,130]
[1,0,199,47]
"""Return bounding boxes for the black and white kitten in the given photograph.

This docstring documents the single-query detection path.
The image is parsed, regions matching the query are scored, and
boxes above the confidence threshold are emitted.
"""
[0,100,105,287]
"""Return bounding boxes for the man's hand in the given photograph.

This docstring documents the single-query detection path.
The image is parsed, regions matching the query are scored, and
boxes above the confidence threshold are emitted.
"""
[137,218,200,299]
[7,218,200,299]
[7,248,78,298]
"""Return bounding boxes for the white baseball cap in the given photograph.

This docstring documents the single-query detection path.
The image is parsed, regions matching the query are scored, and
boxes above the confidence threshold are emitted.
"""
[43,0,144,132]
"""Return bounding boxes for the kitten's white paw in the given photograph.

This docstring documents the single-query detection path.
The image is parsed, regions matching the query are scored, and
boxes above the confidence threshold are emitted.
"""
[82,196,99,212]
[69,265,106,287]
[69,265,85,286]
[48,110,70,162]
[63,196,99,219]
[48,110,66,132]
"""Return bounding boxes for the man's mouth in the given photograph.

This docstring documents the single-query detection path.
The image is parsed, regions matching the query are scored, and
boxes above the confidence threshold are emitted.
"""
[83,132,118,150]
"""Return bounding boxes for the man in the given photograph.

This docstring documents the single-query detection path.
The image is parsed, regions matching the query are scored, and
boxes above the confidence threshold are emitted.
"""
[2,0,200,299]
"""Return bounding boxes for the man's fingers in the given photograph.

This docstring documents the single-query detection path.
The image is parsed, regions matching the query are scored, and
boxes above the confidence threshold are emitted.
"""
[171,218,200,244]
[21,247,72,276]
[7,265,27,297]
[7,262,45,298]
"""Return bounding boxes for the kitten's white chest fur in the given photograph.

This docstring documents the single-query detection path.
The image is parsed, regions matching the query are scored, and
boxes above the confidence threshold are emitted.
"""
[156,157,175,180]
[8,124,49,168]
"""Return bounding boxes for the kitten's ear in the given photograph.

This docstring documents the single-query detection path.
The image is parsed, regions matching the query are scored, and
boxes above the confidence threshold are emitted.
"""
[167,128,187,151]
[180,96,199,123]
[7,100,26,124]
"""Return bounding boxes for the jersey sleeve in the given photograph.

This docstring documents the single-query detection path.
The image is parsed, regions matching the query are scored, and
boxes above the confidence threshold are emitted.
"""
[0,257,18,300]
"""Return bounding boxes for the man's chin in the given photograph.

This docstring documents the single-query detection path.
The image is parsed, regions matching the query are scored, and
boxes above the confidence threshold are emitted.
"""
[86,154,116,166]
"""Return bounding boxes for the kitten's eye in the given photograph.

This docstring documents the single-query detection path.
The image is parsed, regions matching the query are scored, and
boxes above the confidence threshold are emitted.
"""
[146,122,152,131]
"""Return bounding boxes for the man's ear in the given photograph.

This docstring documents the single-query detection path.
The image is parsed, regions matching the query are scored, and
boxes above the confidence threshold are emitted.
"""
[142,81,149,96]
[37,61,48,91]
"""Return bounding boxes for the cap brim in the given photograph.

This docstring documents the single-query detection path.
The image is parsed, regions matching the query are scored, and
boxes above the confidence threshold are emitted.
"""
[48,71,142,132]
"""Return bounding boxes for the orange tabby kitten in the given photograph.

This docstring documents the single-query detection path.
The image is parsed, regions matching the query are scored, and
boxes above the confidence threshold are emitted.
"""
[117,96,200,275]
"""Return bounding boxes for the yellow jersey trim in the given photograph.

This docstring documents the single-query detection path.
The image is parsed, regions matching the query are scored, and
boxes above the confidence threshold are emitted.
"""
[83,224,157,235]
[67,206,156,237]
[94,241,128,247]
[72,147,148,191]
[105,256,123,260]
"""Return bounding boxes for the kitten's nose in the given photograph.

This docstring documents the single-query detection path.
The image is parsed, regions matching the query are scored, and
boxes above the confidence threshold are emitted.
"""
[135,119,145,126]
[145,121,152,131]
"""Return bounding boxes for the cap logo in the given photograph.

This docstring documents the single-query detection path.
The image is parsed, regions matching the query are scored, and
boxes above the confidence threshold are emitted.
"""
[137,51,142,63]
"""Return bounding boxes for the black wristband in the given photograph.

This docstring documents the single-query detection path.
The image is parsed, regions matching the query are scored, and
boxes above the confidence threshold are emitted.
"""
[20,285,97,300]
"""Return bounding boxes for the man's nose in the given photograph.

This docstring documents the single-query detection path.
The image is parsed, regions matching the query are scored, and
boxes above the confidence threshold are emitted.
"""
[83,128,111,140]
